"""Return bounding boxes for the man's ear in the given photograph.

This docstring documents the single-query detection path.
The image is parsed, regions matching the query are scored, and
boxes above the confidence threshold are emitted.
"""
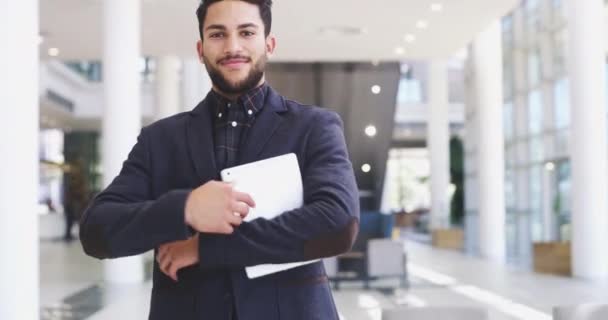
[196,40,204,63]
[265,35,276,58]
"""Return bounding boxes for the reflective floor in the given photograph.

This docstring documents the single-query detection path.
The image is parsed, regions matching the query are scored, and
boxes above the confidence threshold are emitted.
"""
[40,233,608,320]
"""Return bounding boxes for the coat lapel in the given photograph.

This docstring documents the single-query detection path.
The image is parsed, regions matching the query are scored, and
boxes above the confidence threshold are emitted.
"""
[239,86,287,164]
[187,96,219,183]
[186,87,288,182]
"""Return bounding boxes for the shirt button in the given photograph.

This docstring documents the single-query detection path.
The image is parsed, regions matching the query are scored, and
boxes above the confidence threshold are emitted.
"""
[227,103,231,108]
[247,109,253,116]
[232,121,237,127]
[218,113,222,118]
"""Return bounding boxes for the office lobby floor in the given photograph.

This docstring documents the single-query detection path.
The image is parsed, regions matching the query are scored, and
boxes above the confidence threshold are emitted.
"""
[40,235,608,320]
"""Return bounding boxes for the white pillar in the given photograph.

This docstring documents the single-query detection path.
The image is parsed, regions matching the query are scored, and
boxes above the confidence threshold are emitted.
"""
[102,0,144,284]
[463,46,481,255]
[428,60,451,229]
[182,58,212,112]
[472,21,506,263]
[0,0,40,320]
[0,1,39,319]
[565,0,608,280]
[156,56,182,120]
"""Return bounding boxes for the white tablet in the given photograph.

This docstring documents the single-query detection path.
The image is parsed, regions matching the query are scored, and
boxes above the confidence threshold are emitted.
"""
[220,153,319,278]
[220,153,303,222]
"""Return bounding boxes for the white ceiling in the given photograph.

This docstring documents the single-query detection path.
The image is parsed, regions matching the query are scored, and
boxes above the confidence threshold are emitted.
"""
[40,0,520,62]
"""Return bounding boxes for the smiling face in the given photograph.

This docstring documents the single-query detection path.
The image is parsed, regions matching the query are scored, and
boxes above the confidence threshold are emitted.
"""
[197,0,276,98]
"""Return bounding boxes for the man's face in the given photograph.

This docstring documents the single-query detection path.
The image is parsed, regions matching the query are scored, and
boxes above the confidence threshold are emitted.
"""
[197,1,276,96]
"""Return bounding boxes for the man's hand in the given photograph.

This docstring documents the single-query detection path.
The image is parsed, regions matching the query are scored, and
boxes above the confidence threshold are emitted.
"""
[184,181,256,234]
[157,234,200,281]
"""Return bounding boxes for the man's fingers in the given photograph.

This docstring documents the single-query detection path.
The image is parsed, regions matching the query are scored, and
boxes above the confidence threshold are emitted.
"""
[230,201,250,218]
[233,191,256,208]
[157,245,168,264]
[156,245,169,264]
[160,251,173,273]
[226,211,243,226]
[222,223,234,234]
[161,258,171,276]
[168,262,179,282]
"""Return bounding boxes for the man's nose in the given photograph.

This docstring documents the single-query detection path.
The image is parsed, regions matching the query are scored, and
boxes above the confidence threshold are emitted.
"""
[223,34,242,55]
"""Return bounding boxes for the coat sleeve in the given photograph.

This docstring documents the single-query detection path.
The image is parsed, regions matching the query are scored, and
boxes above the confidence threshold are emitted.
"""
[79,127,192,259]
[198,111,360,269]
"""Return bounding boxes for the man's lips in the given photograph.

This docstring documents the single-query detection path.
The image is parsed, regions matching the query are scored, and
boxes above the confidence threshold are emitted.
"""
[219,58,250,67]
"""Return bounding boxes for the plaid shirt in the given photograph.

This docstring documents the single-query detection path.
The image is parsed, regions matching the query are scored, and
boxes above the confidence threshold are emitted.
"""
[209,83,268,171]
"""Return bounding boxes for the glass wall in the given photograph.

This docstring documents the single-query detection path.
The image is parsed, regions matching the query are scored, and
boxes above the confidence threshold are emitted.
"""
[500,0,572,267]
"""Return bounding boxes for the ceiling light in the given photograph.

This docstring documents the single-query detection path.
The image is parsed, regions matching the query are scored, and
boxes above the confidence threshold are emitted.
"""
[431,3,443,12]
[319,25,368,36]
[416,20,429,29]
[362,164,371,173]
[365,125,377,137]
[545,162,555,171]
[395,47,405,55]
[371,60,380,67]
[400,63,410,74]
[404,34,416,43]
[371,85,381,94]
[48,47,60,57]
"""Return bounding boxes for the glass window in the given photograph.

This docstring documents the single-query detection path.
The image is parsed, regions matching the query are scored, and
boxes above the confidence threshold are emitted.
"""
[524,0,542,32]
[529,165,543,242]
[551,0,564,24]
[528,89,543,135]
[505,169,515,209]
[502,14,514,51]
[397,77,423,104]
[555,129,569,156]
[554,78,570,129]
[504,102,514,140]
[552,30,567,76]
[555,161,571,241]
[506,213,519,261]
[529,136,544,162]
[503,59,514,99]
[527,48,542,87]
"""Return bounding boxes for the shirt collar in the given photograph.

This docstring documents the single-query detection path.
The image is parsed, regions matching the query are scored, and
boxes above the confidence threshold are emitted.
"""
[209,83,268,119]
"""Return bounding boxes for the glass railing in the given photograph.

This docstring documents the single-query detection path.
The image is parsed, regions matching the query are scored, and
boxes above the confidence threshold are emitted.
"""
[63,56,156,83]
[64,61,102,82]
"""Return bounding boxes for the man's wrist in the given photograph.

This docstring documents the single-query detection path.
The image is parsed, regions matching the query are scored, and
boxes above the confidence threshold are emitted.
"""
[184,191,194,227]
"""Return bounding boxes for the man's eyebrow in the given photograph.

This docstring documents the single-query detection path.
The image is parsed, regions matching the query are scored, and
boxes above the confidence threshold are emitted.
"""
[238,23,259,29]
[205,24,226,31]
[204,23,259,32]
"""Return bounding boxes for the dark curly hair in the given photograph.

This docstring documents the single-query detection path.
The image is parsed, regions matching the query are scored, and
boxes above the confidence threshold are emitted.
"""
[196,0,273,40]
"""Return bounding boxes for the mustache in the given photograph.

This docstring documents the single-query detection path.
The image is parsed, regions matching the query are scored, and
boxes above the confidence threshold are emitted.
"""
[217,55,251,64]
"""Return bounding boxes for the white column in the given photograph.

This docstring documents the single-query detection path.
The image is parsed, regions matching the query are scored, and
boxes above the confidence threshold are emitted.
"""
[565,0,608,280]
[472,21,506,263]
[428,60,451,229]
[182,58,212,112]
[156,56,182,119]
[0,1,39,319]
[102,0,144,284]
[463,46,481,254]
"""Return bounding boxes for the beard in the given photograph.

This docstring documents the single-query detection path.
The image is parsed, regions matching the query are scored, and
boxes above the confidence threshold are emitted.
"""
[203,53,267,95]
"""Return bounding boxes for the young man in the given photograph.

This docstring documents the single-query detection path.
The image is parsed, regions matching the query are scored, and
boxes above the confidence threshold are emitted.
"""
[79,0,360,319]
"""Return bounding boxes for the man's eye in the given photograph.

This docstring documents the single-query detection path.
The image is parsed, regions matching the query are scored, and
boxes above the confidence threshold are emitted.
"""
[210,33,224,38]
[242,31,254,37]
